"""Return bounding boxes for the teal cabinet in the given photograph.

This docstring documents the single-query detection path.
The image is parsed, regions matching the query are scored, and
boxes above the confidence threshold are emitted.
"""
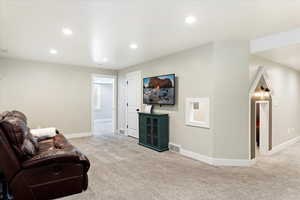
[138,113,169,152]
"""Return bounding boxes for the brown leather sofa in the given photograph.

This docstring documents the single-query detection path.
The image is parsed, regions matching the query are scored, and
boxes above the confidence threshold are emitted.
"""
[0,111,90,200]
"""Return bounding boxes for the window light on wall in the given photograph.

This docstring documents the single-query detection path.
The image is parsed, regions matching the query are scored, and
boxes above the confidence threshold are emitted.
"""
[185,97,210,128]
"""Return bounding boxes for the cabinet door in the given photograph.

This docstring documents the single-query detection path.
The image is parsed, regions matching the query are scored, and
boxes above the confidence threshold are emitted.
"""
[152,118,159,147]
[146,117,152,145]
[139,115,146,143]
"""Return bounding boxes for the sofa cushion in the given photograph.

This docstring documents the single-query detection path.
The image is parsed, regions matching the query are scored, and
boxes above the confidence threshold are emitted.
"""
[21,137,37,158]
[11,110,28,125]
[3,116,27,147]
[1,112,38,160]
[22,134,90,173]
[1,110,27,124]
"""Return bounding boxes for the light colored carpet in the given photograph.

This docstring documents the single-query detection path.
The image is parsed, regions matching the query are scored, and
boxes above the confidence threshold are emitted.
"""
[62,133,300,200]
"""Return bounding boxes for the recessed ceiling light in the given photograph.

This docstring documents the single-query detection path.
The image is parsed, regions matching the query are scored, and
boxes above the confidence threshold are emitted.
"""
[62,28,73,36]
[185,16,196,24]
[129,43,138,49]
[102,57,108,62]
[49,49,58,55]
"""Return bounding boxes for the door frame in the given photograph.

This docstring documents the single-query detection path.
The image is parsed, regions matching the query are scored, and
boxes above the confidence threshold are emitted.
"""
[125,70,142,137]
[255,100,270,155]
[91,74,117,134]
[249,66,273,160]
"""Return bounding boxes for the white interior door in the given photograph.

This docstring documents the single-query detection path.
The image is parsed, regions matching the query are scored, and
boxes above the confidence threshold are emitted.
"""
[126,71,141,138]
[259,102,269,154]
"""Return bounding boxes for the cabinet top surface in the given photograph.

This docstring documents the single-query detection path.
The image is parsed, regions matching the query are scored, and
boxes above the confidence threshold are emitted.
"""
[138,112,168,116]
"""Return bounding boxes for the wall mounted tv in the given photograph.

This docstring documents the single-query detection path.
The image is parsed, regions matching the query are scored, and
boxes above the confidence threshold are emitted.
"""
[143,74,175,105]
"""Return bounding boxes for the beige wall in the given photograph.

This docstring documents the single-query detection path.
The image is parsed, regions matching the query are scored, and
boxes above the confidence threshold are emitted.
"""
[212,41,250,160]
[250,56,300,147]
[0,58,116,134]
[118,41,250,159]
[118,43,215,157]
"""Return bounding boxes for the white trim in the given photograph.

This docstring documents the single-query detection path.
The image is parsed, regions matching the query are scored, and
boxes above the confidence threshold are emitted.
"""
[94,118,112,123]
[249,66,273,98]
[169,142,181,149]
[248,66,273,160]
[185,97,210,129]
[213,158,256,167]
[255,101,270,155]
[117,128,125,134]
[91,74,117,135]
[268,136,300,155]
[65,132,92,139]
[172,143,256,167]
[180,148,214,165]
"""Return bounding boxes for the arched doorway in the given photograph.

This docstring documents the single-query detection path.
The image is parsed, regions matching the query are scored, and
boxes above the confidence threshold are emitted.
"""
[249,67,273,159]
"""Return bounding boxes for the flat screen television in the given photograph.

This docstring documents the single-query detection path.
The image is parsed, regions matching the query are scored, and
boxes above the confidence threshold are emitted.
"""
[143,74,175,105]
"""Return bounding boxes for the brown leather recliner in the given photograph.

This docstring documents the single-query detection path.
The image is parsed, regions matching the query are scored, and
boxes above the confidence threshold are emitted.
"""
[0,111,90,200]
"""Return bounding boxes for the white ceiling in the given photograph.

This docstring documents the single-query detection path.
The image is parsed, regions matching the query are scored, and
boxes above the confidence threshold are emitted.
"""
[255,44,300,71]
[1,0,300,69]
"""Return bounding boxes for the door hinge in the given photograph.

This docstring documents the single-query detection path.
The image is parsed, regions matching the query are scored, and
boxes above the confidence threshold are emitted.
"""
[126,103,128,107]
[126,80,128,84]
[127,125,128,128]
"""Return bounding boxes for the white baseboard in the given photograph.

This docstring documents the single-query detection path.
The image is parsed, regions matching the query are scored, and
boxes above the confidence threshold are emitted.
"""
[171,143,255,167]
[213,158,256,167]
[268,136,300,155]
[180,149,214,165]
[117,128,125,134]
[94,118,112,123]
[65,132,92,139]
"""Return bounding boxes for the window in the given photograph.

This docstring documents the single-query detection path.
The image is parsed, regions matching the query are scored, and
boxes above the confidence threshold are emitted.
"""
[93,84,102,110]
[185,97,210,128]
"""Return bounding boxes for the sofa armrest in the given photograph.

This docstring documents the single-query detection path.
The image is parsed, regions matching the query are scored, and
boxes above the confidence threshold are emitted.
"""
[22,151,89,171]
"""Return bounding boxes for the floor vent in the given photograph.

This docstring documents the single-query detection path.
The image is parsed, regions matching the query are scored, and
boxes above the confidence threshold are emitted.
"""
[169,143,181,153]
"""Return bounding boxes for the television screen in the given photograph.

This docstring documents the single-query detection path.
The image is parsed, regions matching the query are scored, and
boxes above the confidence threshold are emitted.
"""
[143,74,175,105]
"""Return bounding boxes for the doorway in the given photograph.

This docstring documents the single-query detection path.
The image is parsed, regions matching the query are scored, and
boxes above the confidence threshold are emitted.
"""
[91,74,117,135]
[125,71,142,138]
[249,68,272,159]
[255,101,270,155]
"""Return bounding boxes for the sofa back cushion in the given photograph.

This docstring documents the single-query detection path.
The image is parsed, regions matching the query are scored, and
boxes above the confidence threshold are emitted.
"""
[11,110,28,124]
[1,111,38,160]
[1,111,28,124]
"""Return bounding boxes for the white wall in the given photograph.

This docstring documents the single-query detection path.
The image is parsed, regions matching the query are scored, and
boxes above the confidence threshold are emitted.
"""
[0,57,116,134]
[250,56,300,147]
